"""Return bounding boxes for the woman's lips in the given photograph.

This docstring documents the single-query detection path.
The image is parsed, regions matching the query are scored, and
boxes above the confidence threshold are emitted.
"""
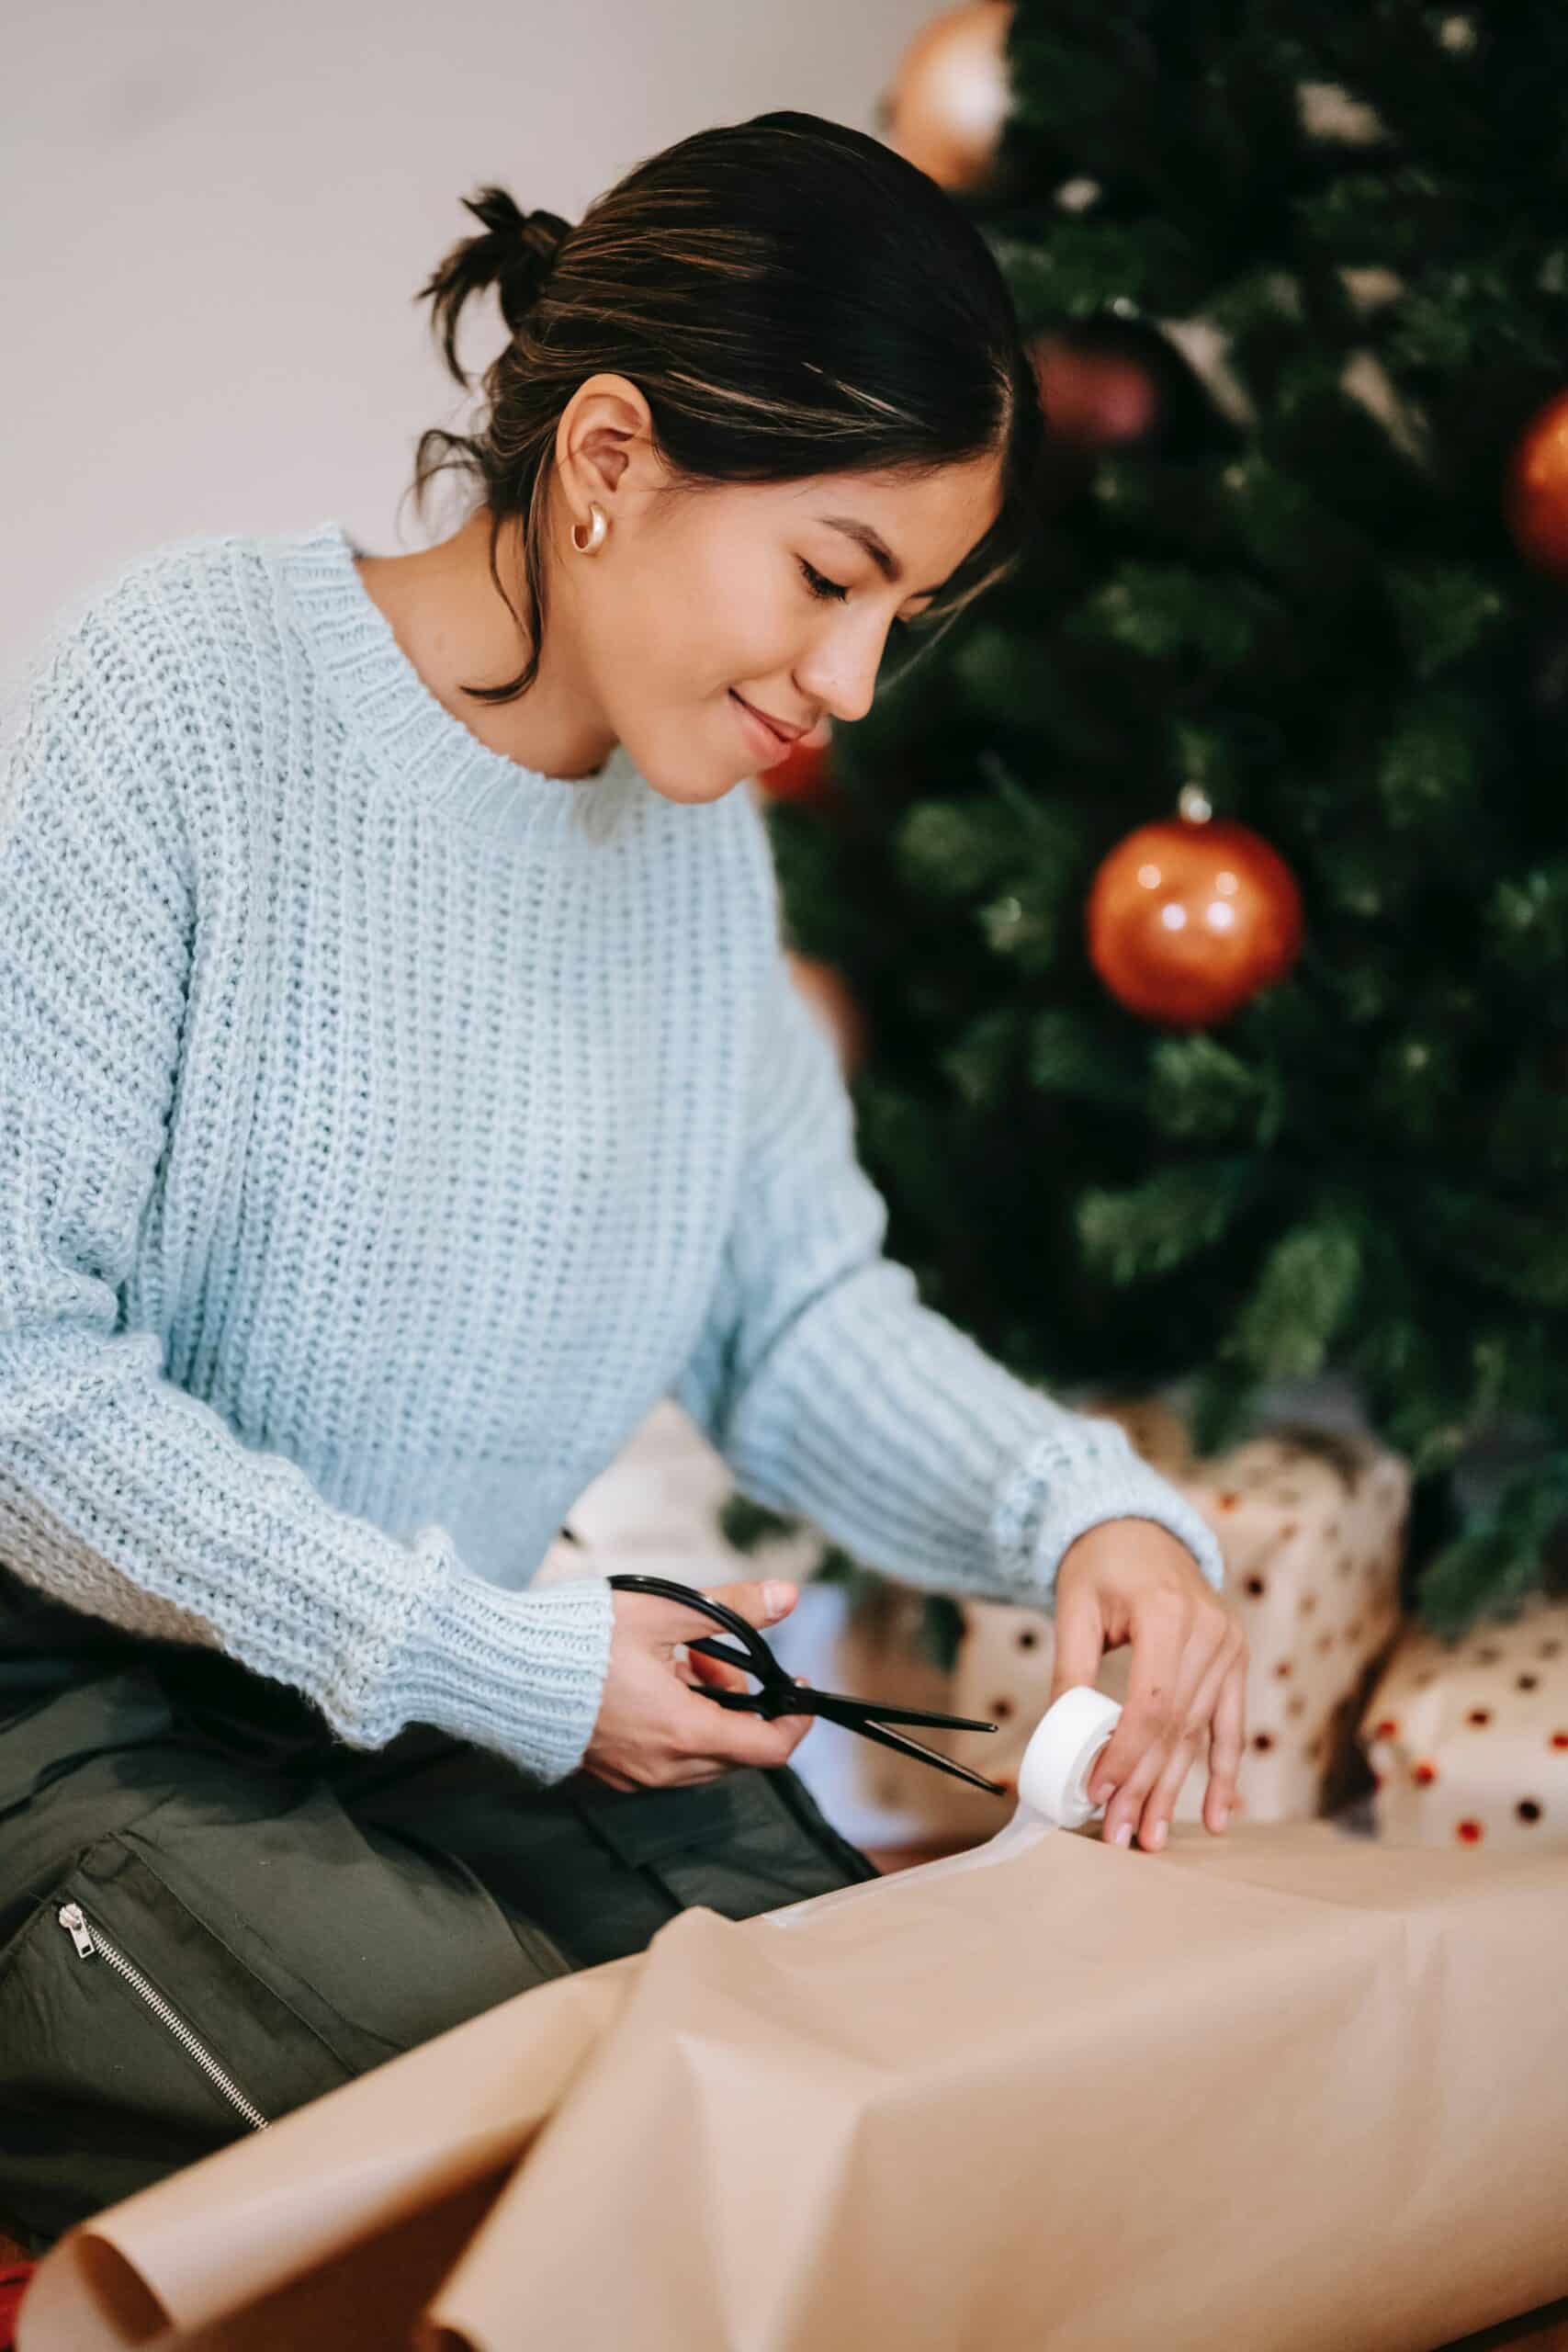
[729,688,796,760]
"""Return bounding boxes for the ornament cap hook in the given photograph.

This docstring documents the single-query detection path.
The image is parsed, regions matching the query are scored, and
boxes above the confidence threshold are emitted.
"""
[1178,784,1213,824]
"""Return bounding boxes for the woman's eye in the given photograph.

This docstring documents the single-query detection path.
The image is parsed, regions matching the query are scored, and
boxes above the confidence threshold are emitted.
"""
[799,558,850,604]
[799,556,934,638]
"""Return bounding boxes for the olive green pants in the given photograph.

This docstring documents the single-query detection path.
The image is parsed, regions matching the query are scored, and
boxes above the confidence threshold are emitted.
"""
[0,1566,879,2255]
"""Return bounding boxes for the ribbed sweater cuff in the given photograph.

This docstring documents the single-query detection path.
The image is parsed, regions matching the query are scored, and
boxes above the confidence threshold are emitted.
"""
[395,1553,616,1786]
[992,1422,1225,1607]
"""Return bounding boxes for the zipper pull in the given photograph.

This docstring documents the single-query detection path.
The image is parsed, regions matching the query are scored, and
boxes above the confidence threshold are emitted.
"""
[57,1902,96,1958]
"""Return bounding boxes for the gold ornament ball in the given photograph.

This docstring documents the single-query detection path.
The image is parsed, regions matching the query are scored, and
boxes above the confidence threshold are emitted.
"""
[1506,387,1568,575]
[885,1,1014,192]
[1087,807,1303,1027]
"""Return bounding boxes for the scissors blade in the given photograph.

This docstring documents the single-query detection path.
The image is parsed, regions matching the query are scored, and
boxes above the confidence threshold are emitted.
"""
[803,1689,1000,1736]
[686,1642,1001,1738]
[840,1713,1011,1795]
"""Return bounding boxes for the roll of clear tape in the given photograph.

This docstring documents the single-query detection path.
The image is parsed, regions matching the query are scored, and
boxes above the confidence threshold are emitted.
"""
[1017,1684,1124,1829]
[758,1685,1123,1930]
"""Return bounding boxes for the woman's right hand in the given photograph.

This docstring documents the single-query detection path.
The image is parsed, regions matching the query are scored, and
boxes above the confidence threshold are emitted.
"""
[580,1577,815,1790]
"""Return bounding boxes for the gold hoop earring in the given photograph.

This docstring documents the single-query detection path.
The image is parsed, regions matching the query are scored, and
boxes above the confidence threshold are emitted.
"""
[571,503,608,554]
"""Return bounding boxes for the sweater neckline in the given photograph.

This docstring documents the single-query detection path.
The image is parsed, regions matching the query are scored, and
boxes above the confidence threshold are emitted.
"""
[277,517,645,846]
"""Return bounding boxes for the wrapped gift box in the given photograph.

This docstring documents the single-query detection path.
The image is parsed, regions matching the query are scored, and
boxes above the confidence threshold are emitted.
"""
[21,1815,1568,2351]
[1360,1592,1568,1850]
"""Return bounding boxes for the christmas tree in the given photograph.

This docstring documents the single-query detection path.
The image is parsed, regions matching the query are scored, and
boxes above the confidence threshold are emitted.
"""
[758,1,1568,1638]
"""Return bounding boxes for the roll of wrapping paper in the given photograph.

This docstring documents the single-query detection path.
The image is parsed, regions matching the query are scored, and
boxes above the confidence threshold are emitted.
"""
[757,1686,1124,1929]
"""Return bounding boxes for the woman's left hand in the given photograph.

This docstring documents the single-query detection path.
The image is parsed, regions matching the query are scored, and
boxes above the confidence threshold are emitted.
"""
[1047,1519,1247,1853]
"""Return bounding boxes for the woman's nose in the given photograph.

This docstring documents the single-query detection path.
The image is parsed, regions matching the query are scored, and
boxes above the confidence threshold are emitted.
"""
[796,649,880,729]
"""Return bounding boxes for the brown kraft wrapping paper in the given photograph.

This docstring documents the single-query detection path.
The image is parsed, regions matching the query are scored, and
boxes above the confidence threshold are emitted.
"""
[18,1815,1568,2351]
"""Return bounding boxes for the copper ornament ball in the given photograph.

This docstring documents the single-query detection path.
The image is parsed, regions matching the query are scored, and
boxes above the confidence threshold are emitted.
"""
[1506,387,1568,576]
[885,0,1013,192]
[1087,808,1304,1026]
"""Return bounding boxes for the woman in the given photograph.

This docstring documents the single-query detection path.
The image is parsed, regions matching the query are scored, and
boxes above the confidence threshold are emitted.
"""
[0,111,1244,2251]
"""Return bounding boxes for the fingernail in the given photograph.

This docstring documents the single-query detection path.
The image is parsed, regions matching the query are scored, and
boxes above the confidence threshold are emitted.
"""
[1089,1782,1111,1807]
[764,1581,795,1614]
[1215,1804,1230,1831]
[1150,1821,1168,1849]
[1113,1822,1133,1848]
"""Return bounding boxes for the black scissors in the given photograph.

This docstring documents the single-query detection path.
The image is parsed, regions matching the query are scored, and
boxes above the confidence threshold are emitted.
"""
[605,1571,1009,1794]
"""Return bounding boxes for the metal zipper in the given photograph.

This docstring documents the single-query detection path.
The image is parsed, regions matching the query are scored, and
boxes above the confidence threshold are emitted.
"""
[56,1900,270,2132]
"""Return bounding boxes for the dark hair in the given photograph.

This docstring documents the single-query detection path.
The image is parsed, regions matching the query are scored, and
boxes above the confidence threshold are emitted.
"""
[406,110,1048,707]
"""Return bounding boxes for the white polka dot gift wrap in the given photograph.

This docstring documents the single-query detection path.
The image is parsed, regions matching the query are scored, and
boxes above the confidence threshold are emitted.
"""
[1361,1590,1568,1851]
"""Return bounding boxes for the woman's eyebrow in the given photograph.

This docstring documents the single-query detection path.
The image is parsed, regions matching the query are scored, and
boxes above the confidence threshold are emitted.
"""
[817,514,947,597]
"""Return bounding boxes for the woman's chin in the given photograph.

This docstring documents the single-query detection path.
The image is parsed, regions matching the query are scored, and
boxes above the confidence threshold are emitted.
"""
[637,752,747,807]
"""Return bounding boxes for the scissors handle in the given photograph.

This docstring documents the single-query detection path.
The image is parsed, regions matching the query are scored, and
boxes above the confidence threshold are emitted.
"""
[605,1573,777,1681]
[683,1634,804,1714]
[605,1572,1011,1798]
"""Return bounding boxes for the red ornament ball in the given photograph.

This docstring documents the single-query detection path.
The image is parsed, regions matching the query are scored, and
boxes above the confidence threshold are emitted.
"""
[1030,334,1163,453]
[754,721,839,808]
[1087,804,1303,1026]
[1506,388,1568,575]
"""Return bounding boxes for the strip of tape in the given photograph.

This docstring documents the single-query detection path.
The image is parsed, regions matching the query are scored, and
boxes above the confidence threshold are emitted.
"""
[758,1686,1123,1930]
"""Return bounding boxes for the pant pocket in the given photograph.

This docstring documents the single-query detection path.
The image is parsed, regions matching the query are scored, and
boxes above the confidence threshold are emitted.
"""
[0,1828,357,2251]
[577,1764,880,1922]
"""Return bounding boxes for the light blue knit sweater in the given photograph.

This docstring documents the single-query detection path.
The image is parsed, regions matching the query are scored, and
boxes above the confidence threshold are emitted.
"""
[0,516,1224,1787]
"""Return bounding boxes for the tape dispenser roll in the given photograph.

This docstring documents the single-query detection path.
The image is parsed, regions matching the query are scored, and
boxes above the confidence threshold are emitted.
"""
[1017,1685,1123,1829]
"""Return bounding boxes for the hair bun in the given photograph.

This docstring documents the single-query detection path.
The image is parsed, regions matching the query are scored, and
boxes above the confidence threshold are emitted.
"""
[441,186,571,336]
[499,204,572,333]
[417,187,577,388]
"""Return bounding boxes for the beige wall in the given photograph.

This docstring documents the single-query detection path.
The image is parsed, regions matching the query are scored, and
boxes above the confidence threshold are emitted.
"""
[1,0,937,683]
